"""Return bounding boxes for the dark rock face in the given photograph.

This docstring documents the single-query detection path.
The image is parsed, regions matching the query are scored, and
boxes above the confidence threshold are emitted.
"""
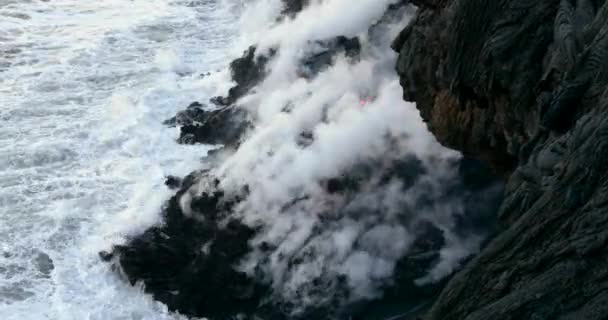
[112,174,269,319]
[168,36,364,147]
[168,35,362,148]
[165,102,250,147]
[393,0,560,173]
[164,46,269,148]
[177,106,250,146]
[210,46,274,107]
[394,0,608,319]
[108,155,502,320]
[164,175,182,189]
[206,0,313,107]
[281,0,309,16]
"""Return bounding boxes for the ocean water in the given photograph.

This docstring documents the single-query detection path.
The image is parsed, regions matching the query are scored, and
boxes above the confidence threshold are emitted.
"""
[0,0,238,318]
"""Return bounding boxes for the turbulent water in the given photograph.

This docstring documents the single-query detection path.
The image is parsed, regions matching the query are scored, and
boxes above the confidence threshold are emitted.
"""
[0,0,240,318]
[0,0,504,318]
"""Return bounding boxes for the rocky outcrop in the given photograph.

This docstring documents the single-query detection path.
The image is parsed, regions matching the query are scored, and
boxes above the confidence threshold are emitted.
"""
[164,102,251,147]
[166,34,362,148]
[106,156,501,319]
[107,174,271,319]
[209,46,273,107]
[209,0,312,106]
[394,0,608,319]
[298,36,361,78]
[281,0,310,17]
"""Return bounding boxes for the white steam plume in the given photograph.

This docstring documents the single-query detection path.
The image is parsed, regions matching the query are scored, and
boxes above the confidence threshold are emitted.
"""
[183,0,489,313]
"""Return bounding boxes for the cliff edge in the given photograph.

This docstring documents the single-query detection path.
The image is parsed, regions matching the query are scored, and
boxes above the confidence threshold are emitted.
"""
[394,0,608,319]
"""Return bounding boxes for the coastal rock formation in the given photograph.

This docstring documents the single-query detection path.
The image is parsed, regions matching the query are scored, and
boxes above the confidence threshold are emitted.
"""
[281,0,310,16]
[393,0,608,318]
[110,174,271,319]
[103,1,506,319]
[163,102,251,147]
[210,46,273,107]
[107,156,501,319]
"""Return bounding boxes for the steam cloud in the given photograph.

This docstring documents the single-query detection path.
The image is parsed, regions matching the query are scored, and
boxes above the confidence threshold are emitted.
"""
[178,0,490,313]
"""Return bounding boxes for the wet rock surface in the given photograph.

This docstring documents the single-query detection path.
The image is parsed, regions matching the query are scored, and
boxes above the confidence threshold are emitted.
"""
[281,0,309,17]
[163,98,251,147]
[211,46,273,107]
[177,106,251,146]
[107,154,502,319]
[168,36,363,148]
[112,175,267,319]
[394,0,608,319]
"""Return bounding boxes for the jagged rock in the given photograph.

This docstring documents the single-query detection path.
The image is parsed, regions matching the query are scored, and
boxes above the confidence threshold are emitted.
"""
[281,0,309,17]
[163,102,206,127]
[169,35,365,148]
[109,175,269,319]
[178,106,250,146]
[213,35,362,106]
[210,46,274,107]
[105,154,501,319]
[208,95,231,107]
[164,175,182,190]
[166,103,250,147]
[394,0,608,319]
[34,252,54,277]
[99,250,113,262]
[177,133,196,145]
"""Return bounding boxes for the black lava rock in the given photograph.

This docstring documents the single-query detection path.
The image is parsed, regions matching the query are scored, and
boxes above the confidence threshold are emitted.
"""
[177,106,250,146]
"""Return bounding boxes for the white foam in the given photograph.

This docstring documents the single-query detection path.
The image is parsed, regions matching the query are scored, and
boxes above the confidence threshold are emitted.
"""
[0,0,237,318]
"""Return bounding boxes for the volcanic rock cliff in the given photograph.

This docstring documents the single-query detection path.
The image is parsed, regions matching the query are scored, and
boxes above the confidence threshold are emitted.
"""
[393,0,608,318]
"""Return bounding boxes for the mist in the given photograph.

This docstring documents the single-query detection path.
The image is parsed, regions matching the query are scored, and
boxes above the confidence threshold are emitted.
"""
[171,0,491,312]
